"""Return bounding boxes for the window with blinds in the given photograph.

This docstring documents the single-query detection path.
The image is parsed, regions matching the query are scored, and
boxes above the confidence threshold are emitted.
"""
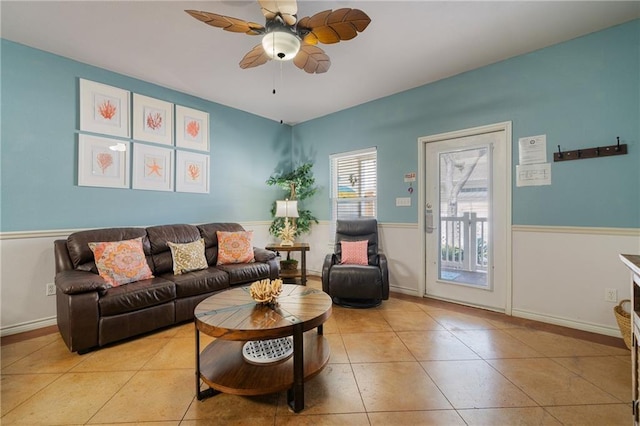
[330,148,377,225]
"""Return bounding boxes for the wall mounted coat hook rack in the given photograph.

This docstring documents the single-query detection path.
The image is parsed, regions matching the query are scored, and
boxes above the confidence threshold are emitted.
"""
[554,137,628,162]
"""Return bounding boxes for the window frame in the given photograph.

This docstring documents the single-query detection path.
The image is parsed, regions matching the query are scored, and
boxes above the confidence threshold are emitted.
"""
[329,147,378,230]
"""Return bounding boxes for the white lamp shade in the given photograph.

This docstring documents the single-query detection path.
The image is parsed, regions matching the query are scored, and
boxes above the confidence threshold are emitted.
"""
[275,200,299,218]
[262,31,301,61]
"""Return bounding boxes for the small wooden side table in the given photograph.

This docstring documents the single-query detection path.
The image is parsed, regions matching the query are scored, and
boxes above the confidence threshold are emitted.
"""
[265,242,309,286]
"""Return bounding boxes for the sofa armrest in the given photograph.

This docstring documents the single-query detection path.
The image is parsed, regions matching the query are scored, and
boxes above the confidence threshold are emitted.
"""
[253,247,276,263]
[55,270,109,295]
[54,239,74,274]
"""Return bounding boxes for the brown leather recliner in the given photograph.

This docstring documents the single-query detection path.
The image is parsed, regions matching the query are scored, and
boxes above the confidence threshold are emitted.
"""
[322,218,389,307]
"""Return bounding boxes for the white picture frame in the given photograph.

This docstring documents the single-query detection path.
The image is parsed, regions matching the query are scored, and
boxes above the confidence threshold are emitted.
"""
[79,79,130,138]
[176,151,209,193]
[133,94,173,146]
[132,143,174,192]
[78,134,130,188]
[176,105,209,152]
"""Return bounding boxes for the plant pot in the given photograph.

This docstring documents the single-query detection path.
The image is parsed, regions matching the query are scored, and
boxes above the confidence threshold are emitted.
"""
[280,259,298,271]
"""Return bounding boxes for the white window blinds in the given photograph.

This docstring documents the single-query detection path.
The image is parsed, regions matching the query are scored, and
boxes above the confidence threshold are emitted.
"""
[330,148,377,223]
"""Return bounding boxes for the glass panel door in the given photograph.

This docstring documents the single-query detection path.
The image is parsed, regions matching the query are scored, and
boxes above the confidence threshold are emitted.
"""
[438,146,490,288]
[421,123,510,313]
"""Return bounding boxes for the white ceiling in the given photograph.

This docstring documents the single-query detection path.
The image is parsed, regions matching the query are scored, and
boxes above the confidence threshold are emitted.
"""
[2,1,639,125]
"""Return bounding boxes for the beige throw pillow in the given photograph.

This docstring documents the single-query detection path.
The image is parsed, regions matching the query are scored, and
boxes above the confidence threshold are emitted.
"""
[167,239,208,275]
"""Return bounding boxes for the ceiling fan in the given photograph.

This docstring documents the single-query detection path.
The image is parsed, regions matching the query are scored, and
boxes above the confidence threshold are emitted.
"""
[185,0,371,74]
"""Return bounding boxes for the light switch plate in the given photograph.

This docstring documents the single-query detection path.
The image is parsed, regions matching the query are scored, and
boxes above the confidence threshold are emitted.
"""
[396,197,411,207]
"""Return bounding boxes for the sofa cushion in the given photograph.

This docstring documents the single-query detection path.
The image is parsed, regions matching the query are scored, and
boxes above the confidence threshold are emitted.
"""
[160,267,229,298]
[216,262,271,285]
[98,277,176,316]
[147,224,201,275]
[216,230,255,265]
[67,228,149,271]
[88,237,154,287]
[197,223,246,265]
[167,239,208,275]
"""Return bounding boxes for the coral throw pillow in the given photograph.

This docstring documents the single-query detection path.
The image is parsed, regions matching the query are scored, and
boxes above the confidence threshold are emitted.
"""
[168,239,208,275]
[88,237,153,287]
[217,231,255,265]
[340,240,369,265]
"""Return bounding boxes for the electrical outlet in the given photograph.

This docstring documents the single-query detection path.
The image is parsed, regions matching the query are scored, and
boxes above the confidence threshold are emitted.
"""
[605,288,617,302]
[46,283,56,296]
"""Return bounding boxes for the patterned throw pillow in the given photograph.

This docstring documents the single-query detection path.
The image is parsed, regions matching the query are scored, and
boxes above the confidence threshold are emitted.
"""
[167,239,208,275]
[216,230,255,265]
[340,240,369,265]
[88,237,154,287]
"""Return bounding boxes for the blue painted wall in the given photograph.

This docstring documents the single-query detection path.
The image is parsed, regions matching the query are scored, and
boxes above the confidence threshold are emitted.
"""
[294,20,640,228]
[2,20,639,232]
[1,40,291,232]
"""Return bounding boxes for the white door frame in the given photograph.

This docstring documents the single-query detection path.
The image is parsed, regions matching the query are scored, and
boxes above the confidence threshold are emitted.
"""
[418,121,513,315]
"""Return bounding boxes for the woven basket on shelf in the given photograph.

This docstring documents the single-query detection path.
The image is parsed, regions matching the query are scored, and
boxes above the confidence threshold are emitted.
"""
[614,299,632,350]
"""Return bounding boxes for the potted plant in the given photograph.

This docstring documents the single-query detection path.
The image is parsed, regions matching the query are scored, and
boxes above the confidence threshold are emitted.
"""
[266,163,319,242]
[279,258,299,271]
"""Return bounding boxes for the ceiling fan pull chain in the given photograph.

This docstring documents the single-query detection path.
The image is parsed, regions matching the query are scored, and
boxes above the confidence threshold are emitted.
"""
[272,57,277,94]
[272,36,277,94]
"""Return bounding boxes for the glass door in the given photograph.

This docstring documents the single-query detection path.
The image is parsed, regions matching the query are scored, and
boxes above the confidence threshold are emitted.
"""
[421,124,511,313]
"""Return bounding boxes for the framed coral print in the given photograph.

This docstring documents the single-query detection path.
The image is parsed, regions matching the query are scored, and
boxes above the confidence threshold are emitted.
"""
[132,143,174,192]
[78,134,130,188]
[79,79,130,138]
[176,105,209,152]
[176,151,209,193]
[133,94,173,146]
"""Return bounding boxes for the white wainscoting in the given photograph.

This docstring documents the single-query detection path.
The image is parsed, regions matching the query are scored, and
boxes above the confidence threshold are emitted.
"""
[2,223,638,338]
[0,233,63,336]
[512,225,640,337]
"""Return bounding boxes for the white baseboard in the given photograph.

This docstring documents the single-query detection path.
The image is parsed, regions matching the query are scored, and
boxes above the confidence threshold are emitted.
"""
[1,316,57,337]
[512,308,622,338]
[389,285,420,297]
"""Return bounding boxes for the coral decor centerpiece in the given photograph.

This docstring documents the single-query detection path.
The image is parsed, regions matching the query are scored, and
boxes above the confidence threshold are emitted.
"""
[249,279,283,305]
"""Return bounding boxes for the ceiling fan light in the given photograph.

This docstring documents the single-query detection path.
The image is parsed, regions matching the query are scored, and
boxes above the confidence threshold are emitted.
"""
[262,31,300,61]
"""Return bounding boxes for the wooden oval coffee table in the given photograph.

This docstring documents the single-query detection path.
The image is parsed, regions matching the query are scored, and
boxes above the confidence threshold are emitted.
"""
[194,284,332,412]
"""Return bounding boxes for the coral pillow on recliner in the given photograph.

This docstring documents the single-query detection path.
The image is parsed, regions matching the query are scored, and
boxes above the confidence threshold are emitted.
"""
[340,240,369,265]
[88,237,154,287]
[216,230,255,265]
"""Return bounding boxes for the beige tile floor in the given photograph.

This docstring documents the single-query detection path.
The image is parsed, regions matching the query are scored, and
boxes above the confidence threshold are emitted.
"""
[1,279,632,425]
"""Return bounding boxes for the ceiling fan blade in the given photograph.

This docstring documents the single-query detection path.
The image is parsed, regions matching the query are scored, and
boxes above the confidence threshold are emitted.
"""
[258,0,298,26]
[239,45,271,69]
[298,8,371,44]
[185,10,264,35]
[302,32,318,46]
[293,45,330,74]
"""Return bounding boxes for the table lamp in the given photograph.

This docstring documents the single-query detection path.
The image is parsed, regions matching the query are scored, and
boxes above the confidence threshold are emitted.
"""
[275,199,299,246]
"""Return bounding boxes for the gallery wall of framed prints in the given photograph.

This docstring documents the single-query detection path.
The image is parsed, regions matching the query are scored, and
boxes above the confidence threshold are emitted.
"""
[77,78,210,193]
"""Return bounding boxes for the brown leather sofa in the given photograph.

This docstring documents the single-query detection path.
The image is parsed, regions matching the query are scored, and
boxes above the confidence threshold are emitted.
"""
[54,222,279,353]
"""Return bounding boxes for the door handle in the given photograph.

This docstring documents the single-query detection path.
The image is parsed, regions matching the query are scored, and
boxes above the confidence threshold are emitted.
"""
[425,208,436,233]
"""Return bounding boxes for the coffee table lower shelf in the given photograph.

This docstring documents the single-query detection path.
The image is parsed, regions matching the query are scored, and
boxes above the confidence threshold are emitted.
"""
[198,332,330,396]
